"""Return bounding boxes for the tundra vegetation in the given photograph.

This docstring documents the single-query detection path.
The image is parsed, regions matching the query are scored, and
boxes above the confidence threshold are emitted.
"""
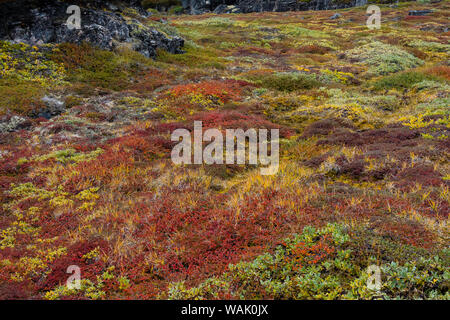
[0,1,448,299]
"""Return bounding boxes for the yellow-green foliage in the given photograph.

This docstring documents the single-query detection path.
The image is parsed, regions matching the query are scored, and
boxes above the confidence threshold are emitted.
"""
[51,43,154,91]
[324,88,401,112]
[1,1,449,300]
[320,69,354,84]
[416,97,450,116]
[279,24,329,39]
[169,224,449,300]
[372,71,441,90]
[18,148,103,165]
[408,40,450,53]
[247,72,322,92]
[179,17,238,28]
[401,114,449,129]
[156,44,227,69]
[44,267,118,300]
[0,41,66,115]
[0,41,65,85]
[0,79,46,115]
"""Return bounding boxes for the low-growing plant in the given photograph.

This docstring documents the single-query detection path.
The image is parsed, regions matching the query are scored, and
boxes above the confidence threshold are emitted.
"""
[344,41,424,76]
[372,71,439,90]
[255,72,322,92]
[168,224,449,300]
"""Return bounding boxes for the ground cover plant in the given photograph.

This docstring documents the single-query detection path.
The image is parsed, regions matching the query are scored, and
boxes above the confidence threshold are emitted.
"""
[0,1,448,300]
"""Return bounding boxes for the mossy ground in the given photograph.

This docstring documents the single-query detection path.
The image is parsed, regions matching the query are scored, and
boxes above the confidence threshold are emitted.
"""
[0,1,448,299]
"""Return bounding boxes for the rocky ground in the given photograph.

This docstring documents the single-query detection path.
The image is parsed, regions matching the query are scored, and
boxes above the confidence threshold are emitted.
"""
[0,0,185,57]
[0,1,448,299]
[181,0,371,14]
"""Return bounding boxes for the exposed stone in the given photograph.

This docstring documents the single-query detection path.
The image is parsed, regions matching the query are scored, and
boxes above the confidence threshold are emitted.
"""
[0,115,29,134]
[408,10,433,16]
[330,13,342,19]
[182,0,370,14]
[213,4,242,14]
[0,0,184,58]
[36,96,66,119]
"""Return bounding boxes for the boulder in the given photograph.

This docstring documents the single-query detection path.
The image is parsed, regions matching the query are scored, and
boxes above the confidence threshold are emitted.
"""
[330,13,342,19]
[213,4,242,14]
[36,96,66,119]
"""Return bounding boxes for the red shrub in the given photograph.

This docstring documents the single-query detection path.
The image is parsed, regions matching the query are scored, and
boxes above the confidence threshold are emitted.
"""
[289,234,336,271]
[394,165,444,191]
[166,80,254,104]
[372,218,435,249]
[190,111,294,138]
[424,65,450,80]
[40,239,109,291]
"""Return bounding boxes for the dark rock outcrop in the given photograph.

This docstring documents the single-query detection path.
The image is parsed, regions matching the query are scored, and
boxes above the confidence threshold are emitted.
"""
[213,4,242,14]
[0,0,184,58]
[182,0,371,14]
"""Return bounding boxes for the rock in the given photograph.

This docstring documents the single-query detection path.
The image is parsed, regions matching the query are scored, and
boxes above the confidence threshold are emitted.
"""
[330,13,342,19]
[0,0,184,58]
[0,115,29,134]
[408,10,433,16]
[213,5,242,14]
[420,25,448,33]
[213,4,227,13]
[186,0,209,14]
[129,21,185,57]
[106,3,120,12]
[238,0,298,13]
[183,0,370,14]
[36,96,66,119]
